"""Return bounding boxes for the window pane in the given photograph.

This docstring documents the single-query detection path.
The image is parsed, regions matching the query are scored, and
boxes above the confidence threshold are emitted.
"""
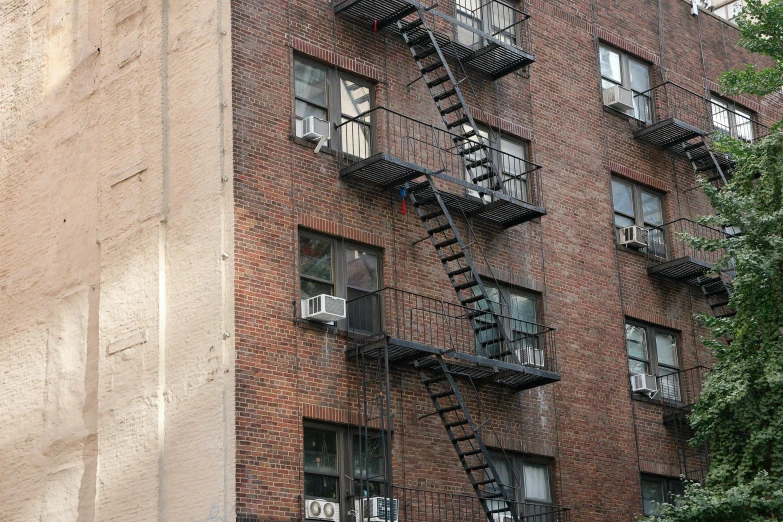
[734,108,754,141]
[523,463,551,503]
[301,279,335,301]
[634,94,652,123]
[711,99,731,134]
[656,332,678,367]
[629,59,650,93]
[486,454,514,513]
[353,434,384,481]
[346,249,379,292]
[510,293,537,325]
[304,428,338,475]
[341,119,370,158]
[641,191,663,226]
[648,227,667,258]
[641,478,665,516]
[490,1,516,45]
[599,46,622,83]
[658,367,680,401]
[629,359,649,375]
[615,213,635,228]
[501,138,528,201]
[626,324,648,361]
[305,475,339,500]
[340,78,371,119]
[295,60,327,106]
[300,236,333,281]
[612,180,634,217]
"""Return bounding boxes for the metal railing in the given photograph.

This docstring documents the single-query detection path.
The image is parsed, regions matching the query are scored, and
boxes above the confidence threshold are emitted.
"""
[333,0,533,58]
[645,218,727,268]
[346,287,558,372]
[658,366,710,409]
[631,81,770,141]
[393,485,571,522]
[337,107,543,207]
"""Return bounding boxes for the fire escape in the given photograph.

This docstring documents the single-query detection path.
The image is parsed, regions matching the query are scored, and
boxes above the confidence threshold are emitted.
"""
[334,1,569,521]
[630,82,769,481]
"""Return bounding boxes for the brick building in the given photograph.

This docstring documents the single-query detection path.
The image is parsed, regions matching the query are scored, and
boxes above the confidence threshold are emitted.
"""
[232,1,780,522]
[3,0,780,520]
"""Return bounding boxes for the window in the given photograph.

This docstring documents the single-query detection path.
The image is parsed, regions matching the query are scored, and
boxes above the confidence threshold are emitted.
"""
[599,44,652,122]
[299,232,381,330]
[304,424,389,520]
[710,95,754,141]
[711,0,743,22]
[456,0,518,48]
[294,56,373,155]
[487,451,554,519]
[626,320,681,401]
[473,283,543,366]
[641,475,685,516]
[611,178,665,256]
[461,126,531,203]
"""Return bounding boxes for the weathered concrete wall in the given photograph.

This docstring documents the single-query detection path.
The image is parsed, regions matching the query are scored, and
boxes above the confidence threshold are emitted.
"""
[0,1,234,520]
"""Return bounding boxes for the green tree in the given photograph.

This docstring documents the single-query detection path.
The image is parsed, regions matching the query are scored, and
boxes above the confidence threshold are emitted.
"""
[639,2,783,520]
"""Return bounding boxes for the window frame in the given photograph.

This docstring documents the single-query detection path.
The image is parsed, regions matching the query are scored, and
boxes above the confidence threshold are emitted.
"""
[462,125,532,203]
[709,94,755,141]
[487,450,555,517]
[303,422,390,522]
[611,177,666,256]
[625,319,682,400]
[299,230,383,330]
[599,43,653,122]
[455,0,520,49]
[641,474,685,516]
[293,55,375,154]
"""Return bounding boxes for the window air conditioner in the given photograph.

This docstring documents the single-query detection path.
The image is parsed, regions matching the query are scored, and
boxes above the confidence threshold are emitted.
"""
[305,499,339,521]
[355,497,399,522]
[301,115,331,153]
[301,294,346,323]
[630,373,658,397]
[619,225,649,249]
[603,85,635,112]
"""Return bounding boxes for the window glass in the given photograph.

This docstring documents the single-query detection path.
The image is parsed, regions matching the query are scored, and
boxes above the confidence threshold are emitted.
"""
[490,1,517,45]
[346,249,379,295]
[304,427,339,500]
[523,463,551,503]
[641,191,663,226]
[500,137,528,202]
[656,332,678,367]
[486,453,514,513]
[352,434,387,497]
[626,324,649,375]
[612,180,635,228]
[295,61,328,106]
[456,0,483,47]
[629,59,650,93]
[734,107,754,141]
[711,98,731,134]
[300,236,334,299]
[600,46,622,84]
[641,478,665,516]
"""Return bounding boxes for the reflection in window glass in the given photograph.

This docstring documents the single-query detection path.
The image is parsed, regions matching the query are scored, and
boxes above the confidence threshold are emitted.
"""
[600,46,622,84]
[612,180,635,228]
[304,427,339,500]
[300,236,334,299]
[656,333,678,367]
[294,60,328,139]
[641,478,665,516]
[340,78,371,158]
[626,324,649,375]
[352,434,387,497]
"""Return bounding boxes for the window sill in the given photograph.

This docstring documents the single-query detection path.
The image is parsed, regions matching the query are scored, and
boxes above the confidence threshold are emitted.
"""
[603,105,632,121]
[291,135,338,157]
[631,392,664,406]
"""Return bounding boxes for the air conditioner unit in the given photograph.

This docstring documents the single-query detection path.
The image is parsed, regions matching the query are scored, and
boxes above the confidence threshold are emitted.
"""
[603,85,635,112]
[355,497,399,522]
[305,499,339,521]
[630,373,658,397]
[619,225,649,249]
[301,116,331,153]
[301,294,346,323]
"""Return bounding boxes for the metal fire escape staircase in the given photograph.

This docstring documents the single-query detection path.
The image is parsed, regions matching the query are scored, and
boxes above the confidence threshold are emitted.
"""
[399,11,524,522]
[417,355,523,522]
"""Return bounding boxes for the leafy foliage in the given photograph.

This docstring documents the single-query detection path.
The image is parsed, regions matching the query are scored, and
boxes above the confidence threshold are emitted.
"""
[720,0,783,96]
[639,3,783,519]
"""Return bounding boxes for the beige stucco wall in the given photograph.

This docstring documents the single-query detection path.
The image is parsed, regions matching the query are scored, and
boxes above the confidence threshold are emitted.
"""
[0,0,234,520]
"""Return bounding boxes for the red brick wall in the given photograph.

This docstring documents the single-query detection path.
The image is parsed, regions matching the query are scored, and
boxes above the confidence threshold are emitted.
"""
[231,0,781,520]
